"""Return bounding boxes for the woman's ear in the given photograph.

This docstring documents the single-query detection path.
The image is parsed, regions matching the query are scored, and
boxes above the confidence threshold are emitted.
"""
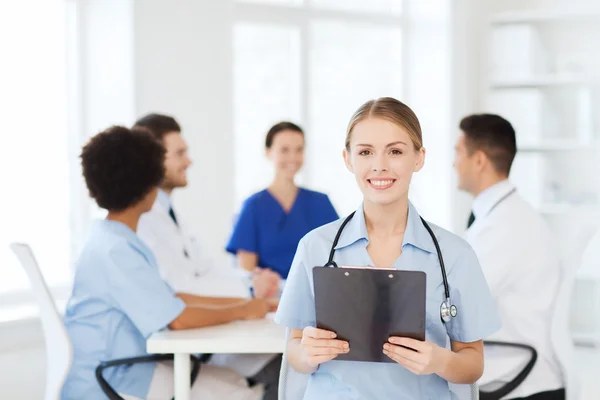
[343,148,353,173]
[414,147,426,172]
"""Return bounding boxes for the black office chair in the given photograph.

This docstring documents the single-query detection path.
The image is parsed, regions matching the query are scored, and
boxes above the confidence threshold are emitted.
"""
[479,341,538,400]
[96,353,211,400]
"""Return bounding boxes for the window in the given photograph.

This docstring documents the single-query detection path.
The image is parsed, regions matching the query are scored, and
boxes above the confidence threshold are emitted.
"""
[233,23,302,207]
[233,0,453,228]
[308,20,402,213]
[311,0,403,15]
[233,0,404,214]
[0,0,73,305]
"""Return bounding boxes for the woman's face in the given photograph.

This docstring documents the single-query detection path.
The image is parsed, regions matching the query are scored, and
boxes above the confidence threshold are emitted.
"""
[266,129,305,179]
[343,117,425,207]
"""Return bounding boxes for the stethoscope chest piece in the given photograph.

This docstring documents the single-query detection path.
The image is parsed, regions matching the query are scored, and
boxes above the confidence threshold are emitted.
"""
[440,299,458,323]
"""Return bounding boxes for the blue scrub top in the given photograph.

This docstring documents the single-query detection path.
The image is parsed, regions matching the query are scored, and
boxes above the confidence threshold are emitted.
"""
[226,188,339,279]
[275,202,501,400]
[61,220,185,400]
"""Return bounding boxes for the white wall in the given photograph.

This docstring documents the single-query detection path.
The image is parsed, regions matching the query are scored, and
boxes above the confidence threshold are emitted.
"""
[448,0,489,232]
[0,347,45,399]
[0,320,45,399]
[134,0,235,268]
[404,0,454,228]
[0,2,237,398]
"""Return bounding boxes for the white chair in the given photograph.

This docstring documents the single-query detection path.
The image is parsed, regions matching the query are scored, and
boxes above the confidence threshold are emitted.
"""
[551,261,580,400]
[551,225,599,400]
[10,243,203,400]
[571,224,600,349]
[10,243,73,400]
[278,328,479,400]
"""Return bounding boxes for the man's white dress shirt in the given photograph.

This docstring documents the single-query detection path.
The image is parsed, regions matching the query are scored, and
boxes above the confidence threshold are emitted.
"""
[138,190,273,378]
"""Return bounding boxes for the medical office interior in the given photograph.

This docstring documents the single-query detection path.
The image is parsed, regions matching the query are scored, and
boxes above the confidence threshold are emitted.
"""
[1,0,600,398]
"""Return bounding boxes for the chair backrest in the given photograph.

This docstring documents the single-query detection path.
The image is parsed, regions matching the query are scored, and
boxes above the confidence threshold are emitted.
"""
[10,243,73,400]
[278,328,479,400]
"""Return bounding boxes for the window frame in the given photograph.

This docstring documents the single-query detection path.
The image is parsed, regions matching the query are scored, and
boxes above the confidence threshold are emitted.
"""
[0,0,87,322]
[232,0,409,207]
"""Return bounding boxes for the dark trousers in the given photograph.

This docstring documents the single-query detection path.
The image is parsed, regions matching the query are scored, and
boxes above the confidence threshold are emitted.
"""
[510,388,565,400]
[247,355,282,400]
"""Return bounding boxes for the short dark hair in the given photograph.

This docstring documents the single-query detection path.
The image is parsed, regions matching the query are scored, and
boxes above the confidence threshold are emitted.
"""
[133,113,181,142]
[459,114,517,176]
[81,126,166,211]
[265,121,304,149]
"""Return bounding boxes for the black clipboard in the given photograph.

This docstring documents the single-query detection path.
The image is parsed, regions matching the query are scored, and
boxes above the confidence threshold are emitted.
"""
[313,266,426,363]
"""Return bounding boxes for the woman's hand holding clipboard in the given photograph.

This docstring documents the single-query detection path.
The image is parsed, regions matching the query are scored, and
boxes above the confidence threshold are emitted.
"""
[384,336,448,375]
[298,326,350,368]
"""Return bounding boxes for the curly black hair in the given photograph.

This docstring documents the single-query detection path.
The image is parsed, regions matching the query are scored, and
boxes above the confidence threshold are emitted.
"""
[81,126,166,211]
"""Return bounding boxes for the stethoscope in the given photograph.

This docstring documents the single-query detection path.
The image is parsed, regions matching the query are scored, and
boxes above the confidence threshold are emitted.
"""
[323,211,457,324]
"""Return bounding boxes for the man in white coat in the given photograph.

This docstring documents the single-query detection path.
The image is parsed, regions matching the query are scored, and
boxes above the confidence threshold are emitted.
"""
[135,113,281,400]
[453,114,565,400]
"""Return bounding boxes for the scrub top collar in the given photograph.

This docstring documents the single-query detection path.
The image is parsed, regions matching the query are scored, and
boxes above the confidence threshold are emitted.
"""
[334,201,436,254]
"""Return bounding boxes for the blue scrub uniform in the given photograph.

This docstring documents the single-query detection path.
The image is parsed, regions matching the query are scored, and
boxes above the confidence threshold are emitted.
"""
[61,220,185,400]
[226,188,339,279]
[275,202,501,400]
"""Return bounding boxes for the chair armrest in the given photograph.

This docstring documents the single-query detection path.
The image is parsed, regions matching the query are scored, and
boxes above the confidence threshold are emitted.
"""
[95,354,203,400]
[479,341,538,400]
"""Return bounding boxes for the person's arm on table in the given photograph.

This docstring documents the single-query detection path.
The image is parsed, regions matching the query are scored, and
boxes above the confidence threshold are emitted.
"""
[168,293,270,330]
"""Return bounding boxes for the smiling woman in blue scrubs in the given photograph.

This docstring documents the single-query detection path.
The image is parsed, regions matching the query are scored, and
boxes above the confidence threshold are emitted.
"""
[275,98,501,400]
[61,126,271,400]
[226,122,339,286]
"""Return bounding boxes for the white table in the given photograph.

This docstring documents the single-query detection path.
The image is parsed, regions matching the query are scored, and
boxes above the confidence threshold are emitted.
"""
[147,317,286,400]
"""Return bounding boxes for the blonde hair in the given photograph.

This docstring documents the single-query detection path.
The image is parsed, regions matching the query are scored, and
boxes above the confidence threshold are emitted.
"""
[345,97,423,151]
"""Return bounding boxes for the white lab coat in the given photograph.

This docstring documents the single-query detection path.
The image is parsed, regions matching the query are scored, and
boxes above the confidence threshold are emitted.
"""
[138,193,249,297]
[138,191,274,377]
[465,180,564,398]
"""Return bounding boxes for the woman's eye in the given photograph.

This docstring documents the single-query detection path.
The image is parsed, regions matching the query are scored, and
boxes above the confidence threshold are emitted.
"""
[358,150,371,156]
[390,149,403,155]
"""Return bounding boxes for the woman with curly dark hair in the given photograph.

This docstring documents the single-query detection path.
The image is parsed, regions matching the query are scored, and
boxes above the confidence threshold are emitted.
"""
[61,126,271,400]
